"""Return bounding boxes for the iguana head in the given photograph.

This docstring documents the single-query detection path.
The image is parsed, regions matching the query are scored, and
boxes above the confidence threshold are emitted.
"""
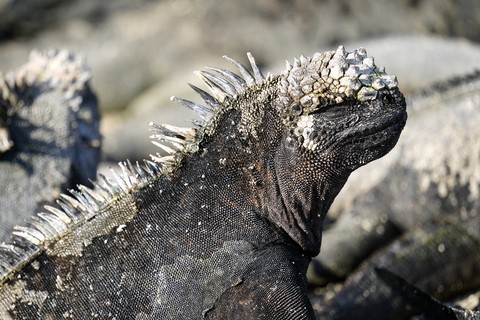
[278,46,406,171]
[270,46,407,254]
[165,47,406,255]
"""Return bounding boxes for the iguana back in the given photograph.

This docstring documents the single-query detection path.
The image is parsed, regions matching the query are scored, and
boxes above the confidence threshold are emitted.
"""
[0,50,101,243]
[0,47,406,319]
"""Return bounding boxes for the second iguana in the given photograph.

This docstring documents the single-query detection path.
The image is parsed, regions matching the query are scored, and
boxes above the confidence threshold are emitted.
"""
[0,46,406,319]
[0,50,101,243]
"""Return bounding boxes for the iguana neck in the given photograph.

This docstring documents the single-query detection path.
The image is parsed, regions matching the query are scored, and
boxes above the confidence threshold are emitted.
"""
[267,143,350,256]
[192,85,346,256]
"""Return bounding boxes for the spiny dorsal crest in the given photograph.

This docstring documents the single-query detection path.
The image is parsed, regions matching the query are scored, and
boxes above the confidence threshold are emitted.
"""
[0,52,268,284]
[6,49,91,101]
[0,49,92,154]
[150,52,268,163]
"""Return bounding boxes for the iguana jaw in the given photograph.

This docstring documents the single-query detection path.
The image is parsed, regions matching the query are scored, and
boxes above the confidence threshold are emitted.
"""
[335,88,407,170]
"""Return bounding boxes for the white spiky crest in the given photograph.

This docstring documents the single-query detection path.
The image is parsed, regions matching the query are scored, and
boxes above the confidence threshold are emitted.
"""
[148,52,269,165]
[8,49,91,103]
[0,52,268,285]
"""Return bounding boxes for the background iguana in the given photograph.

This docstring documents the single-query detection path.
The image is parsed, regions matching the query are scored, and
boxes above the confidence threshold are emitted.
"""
[0,50,101,244]
[0,47,406,319]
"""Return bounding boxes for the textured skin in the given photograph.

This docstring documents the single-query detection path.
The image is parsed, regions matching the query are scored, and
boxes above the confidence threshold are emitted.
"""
[0,50,101,244]
[0,47,406,319]
[309,71,480,285]
[309,72,480,319]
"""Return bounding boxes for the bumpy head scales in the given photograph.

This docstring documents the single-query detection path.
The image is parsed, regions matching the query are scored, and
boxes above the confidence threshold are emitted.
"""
[278,46,398,121]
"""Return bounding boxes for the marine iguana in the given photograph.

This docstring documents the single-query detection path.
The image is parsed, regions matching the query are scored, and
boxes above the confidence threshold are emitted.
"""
[0,46,406,319]
[0,50,101,243]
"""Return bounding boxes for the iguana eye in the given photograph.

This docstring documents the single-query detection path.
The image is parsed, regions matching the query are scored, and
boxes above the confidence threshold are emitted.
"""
[382,94,394,104]
[291,103,302,116]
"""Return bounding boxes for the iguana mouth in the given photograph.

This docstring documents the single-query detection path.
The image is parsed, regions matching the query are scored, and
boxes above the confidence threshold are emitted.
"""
[347,118,405,149]
[342,91,407,147]
[358,111,406,139]
[334,110,406,170]
[293,97,406,154]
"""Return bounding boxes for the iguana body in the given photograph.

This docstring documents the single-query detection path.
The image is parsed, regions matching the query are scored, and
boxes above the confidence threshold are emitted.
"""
[0,47,406,319]
[0,50,101,243]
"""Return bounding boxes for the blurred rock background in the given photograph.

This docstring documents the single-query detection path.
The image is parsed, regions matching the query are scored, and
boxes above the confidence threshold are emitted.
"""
[1,0,480,162]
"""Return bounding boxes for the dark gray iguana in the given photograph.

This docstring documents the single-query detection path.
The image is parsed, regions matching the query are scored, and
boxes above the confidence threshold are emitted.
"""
[0,50,101,244]
[0,46,406,319]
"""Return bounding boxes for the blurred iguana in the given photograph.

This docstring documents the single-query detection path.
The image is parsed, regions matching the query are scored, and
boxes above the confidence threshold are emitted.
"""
[0,50,101,243]
[0,47,406,319]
